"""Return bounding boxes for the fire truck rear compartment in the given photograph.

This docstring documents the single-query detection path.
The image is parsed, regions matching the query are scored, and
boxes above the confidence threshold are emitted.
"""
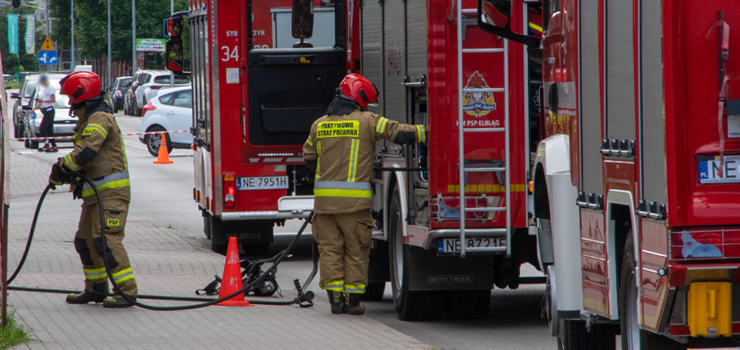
[247,48,346,146]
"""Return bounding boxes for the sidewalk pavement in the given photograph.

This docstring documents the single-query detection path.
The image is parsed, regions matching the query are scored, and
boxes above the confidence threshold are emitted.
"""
[6,152,430,350]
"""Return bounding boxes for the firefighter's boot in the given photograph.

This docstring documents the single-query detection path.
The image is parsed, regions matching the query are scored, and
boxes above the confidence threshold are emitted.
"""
[327,290,345,314]
[66,283,107,304]
[343,293,365,315]
[103,296,136,308]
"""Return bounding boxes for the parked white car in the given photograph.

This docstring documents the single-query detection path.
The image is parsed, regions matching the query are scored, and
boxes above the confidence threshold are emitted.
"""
[20,87,77,149]
[138,86,192,156]
[134,71,190,115]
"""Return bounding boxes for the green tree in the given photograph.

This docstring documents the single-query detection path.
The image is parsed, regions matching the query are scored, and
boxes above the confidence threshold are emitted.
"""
[51,0,190,68]
[0,6,46,75]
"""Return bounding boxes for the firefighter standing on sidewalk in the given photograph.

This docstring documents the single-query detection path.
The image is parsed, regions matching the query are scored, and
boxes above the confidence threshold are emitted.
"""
[49,71,138,308]
[303,74,427,315]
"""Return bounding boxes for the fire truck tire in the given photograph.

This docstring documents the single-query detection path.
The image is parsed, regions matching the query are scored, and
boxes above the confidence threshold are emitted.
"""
[619,234,683,350]
[556,320,615,350]
[443,289,490,319]
[203,213,211,239]
[388,187,444,321]
[362,282,386,301]
[146,126,173,157]
[240,243,270,256]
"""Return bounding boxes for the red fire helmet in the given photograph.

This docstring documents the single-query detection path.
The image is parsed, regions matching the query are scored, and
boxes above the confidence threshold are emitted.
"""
[338,74,379,108]
[60,71,102,104]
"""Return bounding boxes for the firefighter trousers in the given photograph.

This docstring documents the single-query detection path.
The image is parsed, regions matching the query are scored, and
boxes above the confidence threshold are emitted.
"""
[74,198,138,296]
[313,210,375,294]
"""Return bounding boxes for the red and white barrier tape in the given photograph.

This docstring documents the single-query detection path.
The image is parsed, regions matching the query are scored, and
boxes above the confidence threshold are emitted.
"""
[15,130,189,141]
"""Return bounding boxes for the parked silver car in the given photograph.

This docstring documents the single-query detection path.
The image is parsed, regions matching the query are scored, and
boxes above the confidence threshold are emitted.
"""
[20,87,76,149]
[11,73,65,138]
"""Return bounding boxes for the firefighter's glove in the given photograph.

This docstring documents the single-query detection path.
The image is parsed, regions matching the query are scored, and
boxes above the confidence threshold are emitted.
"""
[72,184,84,200]
[49,162,72,190]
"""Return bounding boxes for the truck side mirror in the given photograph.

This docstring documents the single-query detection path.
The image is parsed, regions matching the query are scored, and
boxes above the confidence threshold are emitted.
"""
[477,0,541,47]
[10,92,20,99]
[165,17,185,73]
[291,0,314,47]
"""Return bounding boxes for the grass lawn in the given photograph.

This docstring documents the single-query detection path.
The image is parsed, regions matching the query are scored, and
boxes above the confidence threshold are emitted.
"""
[0,312,32,349]
[5,82,22,90]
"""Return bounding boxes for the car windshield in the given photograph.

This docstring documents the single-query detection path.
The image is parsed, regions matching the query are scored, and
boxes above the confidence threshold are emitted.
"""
[55,94,71,109]
[120,79,132,89]
[24,82,38,98]
[153,75,190,85]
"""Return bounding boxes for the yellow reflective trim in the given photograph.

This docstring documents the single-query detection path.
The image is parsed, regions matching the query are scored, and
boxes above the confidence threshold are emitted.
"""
[64,154,79,171]
[347,139,359,182]
[344,284,366,294]
[116,274,135,283]
[87,124,109,137]
[376,117,388,133]
[320,280,344,291]
[314,189,372,198]
[81,179,131,197]
[83,267,107,279]
[529,22,543,32]
[315,141,321,179]
[112,268,132,278]
[306,137,313,146]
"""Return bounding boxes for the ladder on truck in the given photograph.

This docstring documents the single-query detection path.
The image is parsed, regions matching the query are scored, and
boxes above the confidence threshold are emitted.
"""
[455,0,510,258]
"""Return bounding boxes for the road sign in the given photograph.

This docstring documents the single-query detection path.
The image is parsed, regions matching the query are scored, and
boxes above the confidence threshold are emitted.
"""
[38,50,58,65]
[40,37,56,51]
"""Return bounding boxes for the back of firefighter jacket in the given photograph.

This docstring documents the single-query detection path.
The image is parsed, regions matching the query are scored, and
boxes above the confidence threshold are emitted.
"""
[303,108,426,214]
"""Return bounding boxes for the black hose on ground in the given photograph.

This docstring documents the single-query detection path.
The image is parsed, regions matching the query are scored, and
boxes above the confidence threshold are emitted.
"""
[7,176,314,310]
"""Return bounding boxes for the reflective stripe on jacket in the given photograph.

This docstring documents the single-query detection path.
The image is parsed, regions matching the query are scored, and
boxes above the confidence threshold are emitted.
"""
[303,108,426,214]
[67,107,130,206]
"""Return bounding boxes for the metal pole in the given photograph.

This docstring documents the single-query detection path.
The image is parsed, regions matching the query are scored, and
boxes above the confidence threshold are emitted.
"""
[70,0,75,72]
[107,0,111,88]
[169,0,174,87]
[47,0,51,72]
[132,0,136,74]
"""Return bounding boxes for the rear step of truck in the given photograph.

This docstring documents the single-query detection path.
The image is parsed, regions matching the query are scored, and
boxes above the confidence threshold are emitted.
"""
[455,2,510,258]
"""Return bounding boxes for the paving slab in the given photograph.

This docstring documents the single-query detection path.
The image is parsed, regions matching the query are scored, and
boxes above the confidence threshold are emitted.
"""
[7,152,430,350]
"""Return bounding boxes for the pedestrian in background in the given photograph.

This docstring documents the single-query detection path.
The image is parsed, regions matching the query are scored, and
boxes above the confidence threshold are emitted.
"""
[34,74,58,153]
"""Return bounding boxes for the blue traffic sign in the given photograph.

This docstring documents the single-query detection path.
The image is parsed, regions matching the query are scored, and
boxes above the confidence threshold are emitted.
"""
[38,50,58,65]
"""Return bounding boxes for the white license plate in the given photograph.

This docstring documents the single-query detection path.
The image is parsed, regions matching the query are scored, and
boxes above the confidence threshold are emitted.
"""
[438,238,506,253]
[237,176,289,190]
[698,156,740,184]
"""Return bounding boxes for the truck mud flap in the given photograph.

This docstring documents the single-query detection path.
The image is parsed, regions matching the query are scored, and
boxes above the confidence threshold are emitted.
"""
[406,245,493,291]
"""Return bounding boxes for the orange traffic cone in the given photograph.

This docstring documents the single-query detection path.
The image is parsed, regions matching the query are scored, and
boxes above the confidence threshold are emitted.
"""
[153,134,173,164]
[217,237,253,306]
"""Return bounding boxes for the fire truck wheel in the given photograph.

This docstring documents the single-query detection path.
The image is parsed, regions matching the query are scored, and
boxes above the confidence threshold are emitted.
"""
[211,242,228,255]
[388,187,444,321]
[556,320,615,350]
[443,289,490,319]
[362,282,386,301]
[203,213,211,239]
[619,234,683,350]
[240,243,270,256]
[146,126,173,157]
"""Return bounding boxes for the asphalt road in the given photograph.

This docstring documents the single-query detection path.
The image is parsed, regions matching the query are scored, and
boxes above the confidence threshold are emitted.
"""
[9,112,554,350]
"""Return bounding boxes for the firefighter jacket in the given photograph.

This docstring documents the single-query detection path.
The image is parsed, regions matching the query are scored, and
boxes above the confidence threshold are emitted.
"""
[303,108,427,214]
[61,97,130,206]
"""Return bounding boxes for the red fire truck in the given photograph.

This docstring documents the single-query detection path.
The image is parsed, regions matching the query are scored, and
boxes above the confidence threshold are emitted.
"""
[168,0,544,321]
[480,0,740,348]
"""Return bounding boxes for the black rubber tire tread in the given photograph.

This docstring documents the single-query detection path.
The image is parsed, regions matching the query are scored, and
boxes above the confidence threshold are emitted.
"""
[559,320,615,350]
[240,243,271,256]
[203,214,211,239]
[145,126,173,157]
[210,243,228,255]
[362,282,386,301]
[443,289,491,319]
[389,187,444,321]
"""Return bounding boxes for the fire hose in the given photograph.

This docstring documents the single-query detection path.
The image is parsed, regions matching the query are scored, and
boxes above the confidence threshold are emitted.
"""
[7,174,318,310]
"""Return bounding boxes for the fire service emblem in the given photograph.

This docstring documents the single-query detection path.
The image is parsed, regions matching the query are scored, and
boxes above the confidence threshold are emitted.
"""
[462,71,496,117]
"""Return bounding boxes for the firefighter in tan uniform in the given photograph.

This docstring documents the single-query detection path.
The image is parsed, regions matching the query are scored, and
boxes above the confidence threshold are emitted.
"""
[49,71,138,308]
[303,74,427,315]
